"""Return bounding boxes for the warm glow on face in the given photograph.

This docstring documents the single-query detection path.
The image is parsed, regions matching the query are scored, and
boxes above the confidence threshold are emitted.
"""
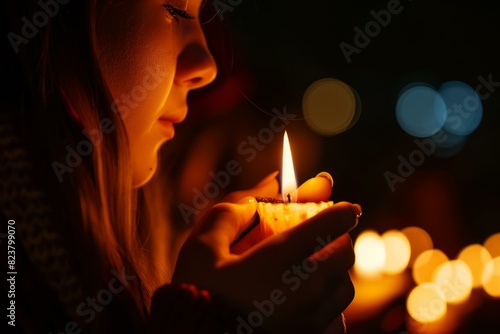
[401,226,433,267]
[458,244,492,288]
[354,230,386,278]
[281,131,297,203]
[413,249,449,284]
[382,230,411,275]
[484,233,500,258]
[407,283,447,323]
[432,260,473,304]
[482,257,500,297]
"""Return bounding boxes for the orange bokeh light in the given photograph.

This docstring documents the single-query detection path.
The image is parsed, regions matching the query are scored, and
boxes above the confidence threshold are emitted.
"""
[458,244,492,288]
[432,260,473,304]
[413,249,448,285]
[401,226,433,268]
[482,257,500,297]
[407,283,447,323]
[354,230,386,278]
[382,230,411,275]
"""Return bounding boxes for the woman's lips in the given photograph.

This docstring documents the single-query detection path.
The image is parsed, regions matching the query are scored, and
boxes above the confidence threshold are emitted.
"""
[158,118,175,138]
[158,108,187,138]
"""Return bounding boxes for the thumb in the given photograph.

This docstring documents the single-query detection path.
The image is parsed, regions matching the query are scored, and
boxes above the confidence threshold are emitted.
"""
[295,172,334,202]
[192,196,258,253]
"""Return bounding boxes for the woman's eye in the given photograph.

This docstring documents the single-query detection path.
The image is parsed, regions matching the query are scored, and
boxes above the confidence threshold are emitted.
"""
[163,4,195,22]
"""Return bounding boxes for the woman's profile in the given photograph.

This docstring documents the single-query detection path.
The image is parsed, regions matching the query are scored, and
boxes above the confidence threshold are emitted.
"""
[1,1,360,333]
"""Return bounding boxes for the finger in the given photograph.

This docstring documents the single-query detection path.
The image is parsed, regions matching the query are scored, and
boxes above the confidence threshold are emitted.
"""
[192,197,257,253]
[248,202,360,269]
[311,233,355,276]
[295,172,333,202]
[222,171,279,203]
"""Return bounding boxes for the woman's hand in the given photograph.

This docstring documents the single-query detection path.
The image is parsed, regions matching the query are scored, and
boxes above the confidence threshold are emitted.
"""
[171,196,360,333]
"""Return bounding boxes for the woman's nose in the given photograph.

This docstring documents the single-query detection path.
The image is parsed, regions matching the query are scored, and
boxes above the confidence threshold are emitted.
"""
[175,41,217,90]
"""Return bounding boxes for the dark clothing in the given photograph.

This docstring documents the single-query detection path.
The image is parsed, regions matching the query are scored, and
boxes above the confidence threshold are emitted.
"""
[0,114,242,334]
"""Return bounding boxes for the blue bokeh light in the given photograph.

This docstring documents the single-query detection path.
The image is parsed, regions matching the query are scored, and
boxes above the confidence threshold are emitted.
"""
[396,85,448,138]
[439,81,483,136]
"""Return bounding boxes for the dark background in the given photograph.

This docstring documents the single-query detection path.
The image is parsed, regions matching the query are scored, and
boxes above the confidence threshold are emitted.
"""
[167,0,500,333]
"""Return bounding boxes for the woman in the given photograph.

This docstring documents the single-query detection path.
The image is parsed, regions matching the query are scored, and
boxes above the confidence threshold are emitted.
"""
[1,0,360,333]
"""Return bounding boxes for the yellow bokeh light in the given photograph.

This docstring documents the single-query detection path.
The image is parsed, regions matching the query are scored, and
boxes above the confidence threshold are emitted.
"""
[482,257,500,297]
[401,226,433,267]
[457,244,492,288]
[407,283,447,323]
[354,230,386,278]
[484,233,500,258]
[382,230,411,275]
[413,249,448,285]
[302,78,360,136]
[432,260,473,304]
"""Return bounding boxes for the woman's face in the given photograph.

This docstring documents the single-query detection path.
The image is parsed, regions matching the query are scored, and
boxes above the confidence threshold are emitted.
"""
[96,0,216,187]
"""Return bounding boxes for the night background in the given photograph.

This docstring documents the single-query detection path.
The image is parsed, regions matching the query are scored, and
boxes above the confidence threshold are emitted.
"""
[159,0,500,333]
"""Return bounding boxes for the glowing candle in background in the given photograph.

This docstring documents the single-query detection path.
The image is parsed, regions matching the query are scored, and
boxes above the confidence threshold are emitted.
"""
[457,244,492,288]
[412,249,449,285]
[407,282,447,323]
[382,230,411,275]
[432,260,473,304]
[482,257,500,297]
[354,230,387,278]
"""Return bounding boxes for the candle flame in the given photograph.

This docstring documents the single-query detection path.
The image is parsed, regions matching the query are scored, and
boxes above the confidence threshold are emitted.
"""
[282,131,297,203]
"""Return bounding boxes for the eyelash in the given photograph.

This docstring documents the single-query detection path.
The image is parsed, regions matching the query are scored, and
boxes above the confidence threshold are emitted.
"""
[163,4,195,22]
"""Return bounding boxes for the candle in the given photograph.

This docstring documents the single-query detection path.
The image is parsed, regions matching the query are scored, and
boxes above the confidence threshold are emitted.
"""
[230,131,336,254]
[255,131,335,235]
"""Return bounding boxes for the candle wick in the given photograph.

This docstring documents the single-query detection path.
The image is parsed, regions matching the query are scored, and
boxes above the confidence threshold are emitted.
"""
[287,193,291,203]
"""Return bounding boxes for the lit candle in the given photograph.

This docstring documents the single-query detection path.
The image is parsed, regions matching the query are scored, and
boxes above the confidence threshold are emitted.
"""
[282,131,297,203]
[281,131,333,202]
[255,131,335,235]
[231,132,336,254]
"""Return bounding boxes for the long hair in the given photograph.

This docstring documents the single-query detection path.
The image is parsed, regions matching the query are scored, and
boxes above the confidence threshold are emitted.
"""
[1,0,164,328]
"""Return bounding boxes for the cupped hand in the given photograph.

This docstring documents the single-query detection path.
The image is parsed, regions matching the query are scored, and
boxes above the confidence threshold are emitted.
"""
[171,196,361,333]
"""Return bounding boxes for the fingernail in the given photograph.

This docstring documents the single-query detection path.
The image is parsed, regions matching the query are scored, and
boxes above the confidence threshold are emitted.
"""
[256,171,279,186]
[352,204,362,218]
[316,172,334,187]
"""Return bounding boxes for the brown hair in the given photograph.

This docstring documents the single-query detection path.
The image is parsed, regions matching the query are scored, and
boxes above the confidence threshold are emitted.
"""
[1,0,167,328]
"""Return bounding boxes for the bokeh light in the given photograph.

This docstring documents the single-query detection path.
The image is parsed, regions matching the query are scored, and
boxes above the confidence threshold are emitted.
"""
[407,283,447,323]
[482,257,500,297]
[382,230,411,275]
[484,233,500,258]
[413,249,449,284]
[354,230,386,278]
[439,81,483,136]
[396,84,447,137]
[401,226,433,267]
[457,244,492,288]
[302,78,360,136]
[432,260,473,304]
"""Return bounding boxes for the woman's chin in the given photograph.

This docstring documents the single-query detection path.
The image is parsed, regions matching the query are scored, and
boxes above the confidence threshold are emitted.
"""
[132,160,157,188]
